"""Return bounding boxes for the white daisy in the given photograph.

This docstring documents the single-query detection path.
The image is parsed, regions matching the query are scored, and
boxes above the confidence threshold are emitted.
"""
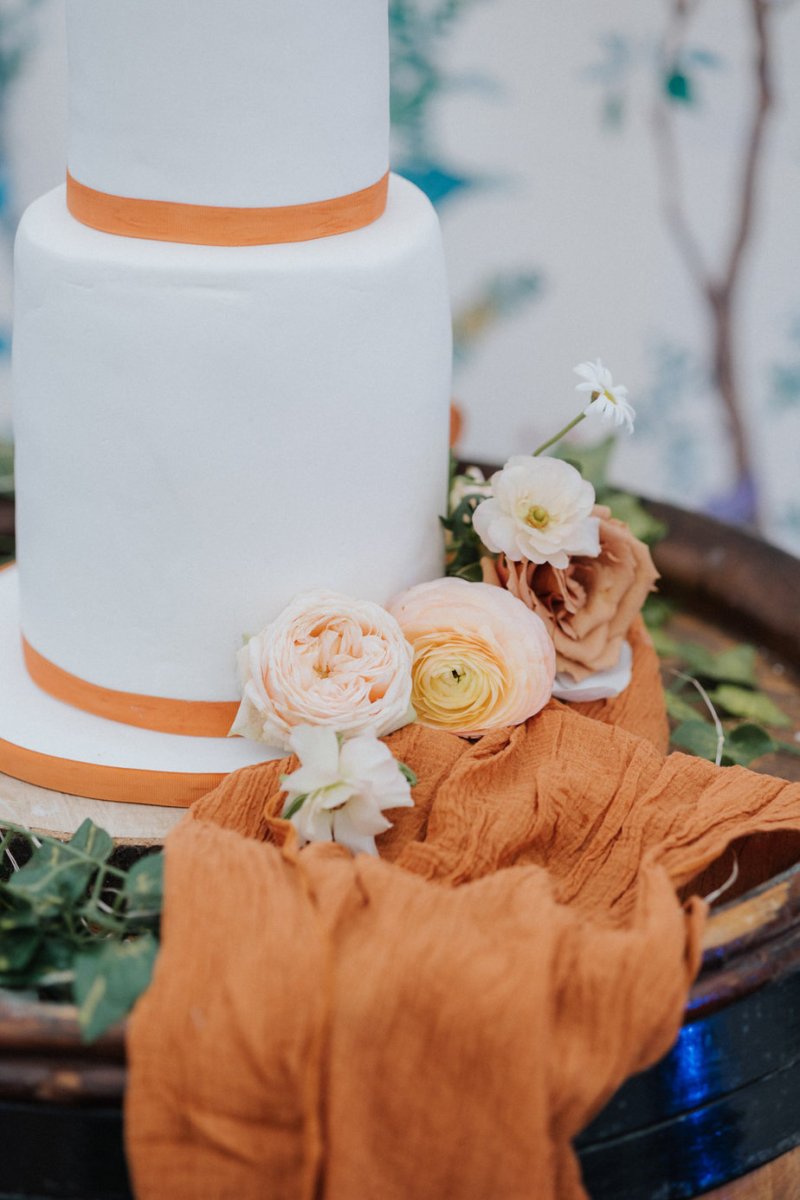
[574,359,635,433]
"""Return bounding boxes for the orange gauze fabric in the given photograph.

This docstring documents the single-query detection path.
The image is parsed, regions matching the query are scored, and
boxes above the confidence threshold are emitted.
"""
[126,630,800,1200]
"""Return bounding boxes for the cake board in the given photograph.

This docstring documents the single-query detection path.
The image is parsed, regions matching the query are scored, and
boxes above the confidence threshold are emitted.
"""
[0,566,282,842]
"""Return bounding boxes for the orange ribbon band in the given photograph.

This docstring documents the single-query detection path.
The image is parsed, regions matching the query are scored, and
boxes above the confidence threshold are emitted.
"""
[66,170,390,246]
[22,638,238,738]
[0,736,221,808]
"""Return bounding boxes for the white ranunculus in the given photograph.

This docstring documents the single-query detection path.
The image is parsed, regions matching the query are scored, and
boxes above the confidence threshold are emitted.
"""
[574,359,636,433]
[472,455,600,569]
[280,725,414,856]
[229,591,415,751]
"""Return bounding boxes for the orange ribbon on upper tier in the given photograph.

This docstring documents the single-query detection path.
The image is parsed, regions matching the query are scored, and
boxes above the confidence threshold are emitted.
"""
[22,638,238,738]
[66,171,390,246]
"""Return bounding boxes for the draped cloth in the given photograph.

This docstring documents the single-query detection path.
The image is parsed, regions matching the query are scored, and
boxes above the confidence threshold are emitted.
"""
[126,622,800,1199]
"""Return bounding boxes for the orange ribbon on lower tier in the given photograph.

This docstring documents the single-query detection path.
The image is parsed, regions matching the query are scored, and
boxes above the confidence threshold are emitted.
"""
[22,638,239,738]
[66,170,390,246]
[0,737,221,807]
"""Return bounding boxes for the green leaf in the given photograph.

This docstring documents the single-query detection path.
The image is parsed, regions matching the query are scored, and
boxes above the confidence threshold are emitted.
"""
[650,627,683,658]
[74,934,158,1043]
[8,842,96,914]
[665,691,703,724]
[671,719,722,762]
[398,762,418,788]
[676,643,758,688]
[643,594,676,630]
[555,436,616,491]
[0,928,43,974]
[69,820,114,864]
[723,723,778,767]
[283,793,307,821]
[708,685,792,729]
[0,440,13,496]
[603,492,669,545]
[123,853,164,915]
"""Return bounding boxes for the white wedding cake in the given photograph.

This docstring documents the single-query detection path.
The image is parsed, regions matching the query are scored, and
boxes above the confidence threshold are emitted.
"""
[0,0,452,810]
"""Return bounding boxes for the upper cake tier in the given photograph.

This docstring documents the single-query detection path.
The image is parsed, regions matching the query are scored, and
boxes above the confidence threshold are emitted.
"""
[66,0,390,209]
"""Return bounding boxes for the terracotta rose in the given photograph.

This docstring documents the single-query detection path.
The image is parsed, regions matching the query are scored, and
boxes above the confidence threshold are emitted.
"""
[482,506,659,682]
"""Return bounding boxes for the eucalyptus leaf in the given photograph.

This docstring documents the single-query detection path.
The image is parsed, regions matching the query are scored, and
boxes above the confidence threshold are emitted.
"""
[708,685,791,729]
[74,934,159,1043]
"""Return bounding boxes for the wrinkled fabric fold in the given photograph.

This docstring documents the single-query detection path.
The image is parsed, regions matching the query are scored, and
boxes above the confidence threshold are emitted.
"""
[126,625,800,1199]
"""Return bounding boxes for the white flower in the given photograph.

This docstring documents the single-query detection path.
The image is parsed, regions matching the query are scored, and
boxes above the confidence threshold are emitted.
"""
[551,641,633,704]
[280,725,414,856]
[449,467,493,514]
[229,591,415,751]
[472,455,600,569]
[574,359,636,433]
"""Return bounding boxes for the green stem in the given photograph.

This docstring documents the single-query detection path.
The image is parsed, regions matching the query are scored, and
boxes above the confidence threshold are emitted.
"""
[533,411,587,457]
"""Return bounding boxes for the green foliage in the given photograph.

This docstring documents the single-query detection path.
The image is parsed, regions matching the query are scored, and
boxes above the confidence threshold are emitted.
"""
[74,935,159,1043]
[670,719,796,769]
[708,684,792,729]
[604,492,669,545]
[0,442,13,496]
[0,820,162,1041]
[659,640,758,688]
[659,631,797,769]
[555,438,668,546]
[555,436,616,491]
[643,594,676,630]
[442,488,485,582]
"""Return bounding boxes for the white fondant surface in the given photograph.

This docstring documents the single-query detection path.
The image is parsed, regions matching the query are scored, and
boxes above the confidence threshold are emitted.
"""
[66,0,390,208]
[13,176,452,701]
[0,569,280,773]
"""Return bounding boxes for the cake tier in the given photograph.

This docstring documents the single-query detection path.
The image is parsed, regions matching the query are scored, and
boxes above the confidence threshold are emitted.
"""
[66,0,390,209]
[13,176,452,704]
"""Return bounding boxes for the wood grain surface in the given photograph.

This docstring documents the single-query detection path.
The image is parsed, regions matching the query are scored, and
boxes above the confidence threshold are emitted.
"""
[705,1145,800,1198]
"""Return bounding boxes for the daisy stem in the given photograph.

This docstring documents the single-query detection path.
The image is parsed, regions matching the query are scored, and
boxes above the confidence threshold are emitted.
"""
[533,411,587,457]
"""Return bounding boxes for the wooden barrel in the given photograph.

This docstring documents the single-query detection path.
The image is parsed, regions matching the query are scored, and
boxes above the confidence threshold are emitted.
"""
[0,499,799,1199]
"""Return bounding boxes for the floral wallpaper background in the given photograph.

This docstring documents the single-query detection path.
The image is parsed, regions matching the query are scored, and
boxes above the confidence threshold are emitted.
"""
[0,0,799,551]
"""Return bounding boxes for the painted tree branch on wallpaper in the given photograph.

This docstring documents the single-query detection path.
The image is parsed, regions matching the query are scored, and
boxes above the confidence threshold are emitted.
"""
[653,0,785,528]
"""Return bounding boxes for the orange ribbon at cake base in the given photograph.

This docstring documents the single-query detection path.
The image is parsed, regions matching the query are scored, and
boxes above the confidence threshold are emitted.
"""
[22,638,238,739]
[66,171,390,247]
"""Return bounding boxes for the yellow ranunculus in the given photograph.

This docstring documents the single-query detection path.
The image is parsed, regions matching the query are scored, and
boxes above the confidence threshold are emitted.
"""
[389,578,556,737]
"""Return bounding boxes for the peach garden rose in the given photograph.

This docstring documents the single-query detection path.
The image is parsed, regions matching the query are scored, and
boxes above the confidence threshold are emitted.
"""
[229,590,415,750]
[388,577,555,737]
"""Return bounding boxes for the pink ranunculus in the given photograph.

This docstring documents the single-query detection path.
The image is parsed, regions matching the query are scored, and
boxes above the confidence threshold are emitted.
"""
[388,577,555,737]
[229,591,415,750]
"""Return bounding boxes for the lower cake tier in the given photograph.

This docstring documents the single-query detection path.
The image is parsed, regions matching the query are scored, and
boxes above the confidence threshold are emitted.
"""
[13,175,452,709]
[0,567,281,808]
